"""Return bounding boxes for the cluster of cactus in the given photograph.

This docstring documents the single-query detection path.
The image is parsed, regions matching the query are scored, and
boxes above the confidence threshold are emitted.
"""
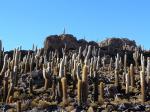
[0,39,150,111]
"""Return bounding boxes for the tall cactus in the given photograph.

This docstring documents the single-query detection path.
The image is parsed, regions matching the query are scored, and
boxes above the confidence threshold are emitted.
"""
[125,70,130,94]
[0,54,8,77]
[124,52,127,74]
[61,77,67,105]
[133,48,139,68]
[115,53,120,88]
[130,64,135,87]
[3,73,8,102]
[99,82,104,103]
[93,71,98,102]
[147,57,150,89]
[77,79,82,106]
[82,63,88,104]
[43,66,49,90]
[140,71,145,103]
[6,80,14,103]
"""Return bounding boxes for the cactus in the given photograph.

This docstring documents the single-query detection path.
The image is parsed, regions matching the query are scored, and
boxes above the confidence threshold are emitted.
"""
[59,59,64,78]
[124,52,127,74]
[61,77,67,105]
[84,45,91,64]
[99,82,104,103]
[130,64,135,87]
[133,47,139,68]
[115,53,120,70]
[3,75,8,102]
[0,54,8,77]
[147,57,150,90]
[29,78,33,94]
[13,66,18,87]
[82,64,88,104]
[125,70,130,94]
[77,79,82,106]
[43,66,49,90]
[140,71,145,103]
[6,81,14,103]
[141,54,145,73]
[114,69,119,88]
[114,53,120,88]
[93,71,98,102]
[52,74,57,99]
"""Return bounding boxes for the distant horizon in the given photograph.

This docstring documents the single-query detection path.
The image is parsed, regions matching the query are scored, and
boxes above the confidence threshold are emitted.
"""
[0,0,150,50]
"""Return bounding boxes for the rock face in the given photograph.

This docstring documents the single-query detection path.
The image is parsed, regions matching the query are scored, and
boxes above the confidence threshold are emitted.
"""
[44,34,78,53]
[44,34,99,55]
[99,38,136,49]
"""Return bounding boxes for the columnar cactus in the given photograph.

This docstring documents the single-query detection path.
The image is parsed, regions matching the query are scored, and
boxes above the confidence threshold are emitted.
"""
[29,78,33,94]
[61,77,67,105]
[124,52,127,74]
[133,47,139,68]
[6,81,14,103]
[77,79,82,106]
[114,69,119,88]
[115,53,120,88]
[0,54,8,77]
[93,71,98,102]
[43,66,49,90]
[3,74,8,102]
[115,53,120,70]
[147,57,150,89]
[140,71,145,103]
[130,64,135,87]
[84,45,91,64]
[101,56,106,68]
[13,66,18,87]
[82,63,88,104]
[141,54,145,73]
[76,63,81,80]
[77,46,82,62]
[59,59,64,78]
[125,70,130,94]
[99,82,104,103]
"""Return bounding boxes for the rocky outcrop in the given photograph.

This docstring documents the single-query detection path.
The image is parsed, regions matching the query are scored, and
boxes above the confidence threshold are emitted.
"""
[99,38,136,49]
[44,34,99,55]
[44,34,78,53]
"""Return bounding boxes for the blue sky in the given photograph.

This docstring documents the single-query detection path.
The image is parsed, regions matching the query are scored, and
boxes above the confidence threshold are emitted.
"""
[0,0,150,51]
